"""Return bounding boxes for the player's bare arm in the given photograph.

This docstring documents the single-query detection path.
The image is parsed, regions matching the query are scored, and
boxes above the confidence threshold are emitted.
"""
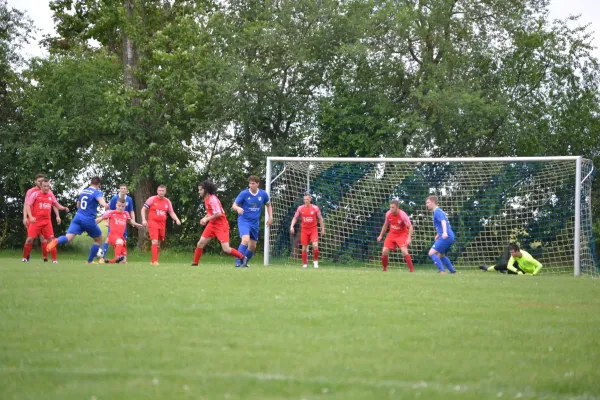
[377,221,389,242]
[169,210,181,225]
[407,225,414,246]
[266,203,273,227]
[441,220,448,239]
[290,216,298,234]
[232,202,244,215]
[129,219,143,229]
[97,197,109,209]
[129,210,136,223]
[26,202,36,224]
[141,207,148,226]
[319,215,325,236]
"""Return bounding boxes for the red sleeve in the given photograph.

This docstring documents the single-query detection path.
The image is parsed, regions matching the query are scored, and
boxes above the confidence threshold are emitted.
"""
[100,211,112,220]
[144,196,155,208]
[26,191,39,206]
[400,210,412,226]
[207,197,220,214]
[385,210,391,222]
[25,188,36,204]
[314,205,322,218]
[167,198,174,213]
[294,206,301,219]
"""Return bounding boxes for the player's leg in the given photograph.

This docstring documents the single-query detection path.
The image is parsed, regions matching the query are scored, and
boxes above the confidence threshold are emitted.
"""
[42,223,58,263]
[22,222,40,262]
[107,238,126,264]
[301,229,309,268]
[381,246,391,272]
[236,221,250,267]
[220,241,246,265]
[85,222,104,264]
[39,234,48,261]
[192,236,212,266]
[243,223,259,266]
[436,237,456,273]
[439,254,456,273]
[102,224,111,259]
[311,230,319,268]
[149,223,163,265]
[428,247,446,273]
[399,245,414,272]
[47,217,82,251]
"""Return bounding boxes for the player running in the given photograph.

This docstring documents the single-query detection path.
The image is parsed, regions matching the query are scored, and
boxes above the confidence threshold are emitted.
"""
[101,184,136,262]
[377,200,414,272]
[22,179,69,263]
[290,193,325,269]
[141,185,181,266]
[479,244,543,275]
[96,198,142,264]
[231,175,272,267]
[425,195,457,274]
[46,176,109,264]
[192,181,247,267]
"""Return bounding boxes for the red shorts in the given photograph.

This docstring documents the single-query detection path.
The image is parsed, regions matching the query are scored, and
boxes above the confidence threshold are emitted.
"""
[301,228,318,246]
[27,219,54,239]
[384,233,408,250]
[148,222,166,241]
[107,234,127,255]
[202,222,230,243]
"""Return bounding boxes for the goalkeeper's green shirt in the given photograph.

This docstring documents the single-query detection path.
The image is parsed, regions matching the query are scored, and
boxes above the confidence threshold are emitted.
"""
[508,250,542,274]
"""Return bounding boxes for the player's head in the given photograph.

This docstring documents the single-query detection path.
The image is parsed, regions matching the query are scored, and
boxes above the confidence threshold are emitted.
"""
[389,199,399,214]
[157,185,167,198]
[116,197,126,212]
[35,173,46,188]
[198,181,217,198]
[303,193,312,205]
[509,243,522,258]
[40,179,51,193]
[425,195,438,210]
[119,184,128,196]
[90,176,101,188]
[248,175,260,191]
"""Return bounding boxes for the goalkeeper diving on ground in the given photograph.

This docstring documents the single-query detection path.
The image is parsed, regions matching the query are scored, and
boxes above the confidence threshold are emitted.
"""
[479,243,543,275]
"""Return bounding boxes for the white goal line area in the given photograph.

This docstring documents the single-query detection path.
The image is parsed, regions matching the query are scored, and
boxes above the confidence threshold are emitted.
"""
[263,157,598,277]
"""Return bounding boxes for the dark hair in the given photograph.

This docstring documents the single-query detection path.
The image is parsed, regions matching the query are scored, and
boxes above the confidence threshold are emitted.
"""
[303,192,312,198]
[41,179,50,184]
[119,184,128,189]
[35,173,46,180]
[157,184,167,189]
[117,198,126,204]
[390,199,399,207]
[427,195,438,205]
[200,181,217,195]
[508,243,520,252]
[248,175,260,183]
[91,176,101,186]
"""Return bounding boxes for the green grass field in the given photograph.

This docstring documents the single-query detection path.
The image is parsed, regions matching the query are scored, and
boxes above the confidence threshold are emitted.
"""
[1,252,600,400]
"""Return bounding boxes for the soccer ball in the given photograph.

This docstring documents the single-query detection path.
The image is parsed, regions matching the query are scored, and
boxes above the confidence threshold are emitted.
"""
[96,249,105,259]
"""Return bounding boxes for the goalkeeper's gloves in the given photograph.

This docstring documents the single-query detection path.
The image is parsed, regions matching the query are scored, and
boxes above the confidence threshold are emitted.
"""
[533,265,543,275]
[517,271,524,275]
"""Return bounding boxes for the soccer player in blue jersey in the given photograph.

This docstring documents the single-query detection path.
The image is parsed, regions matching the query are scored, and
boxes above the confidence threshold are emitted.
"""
[425,195,457,274]
[231,176,273,267]
[46,176,110,264]
[101,184,135,261]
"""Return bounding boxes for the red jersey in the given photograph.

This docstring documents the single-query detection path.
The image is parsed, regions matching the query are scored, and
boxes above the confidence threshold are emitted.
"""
[385,209,411,235]
[27,190,59,220]
[144,195,173,224]
[100,210,130,237]
[294,204,321,230]
[204,194,228,226]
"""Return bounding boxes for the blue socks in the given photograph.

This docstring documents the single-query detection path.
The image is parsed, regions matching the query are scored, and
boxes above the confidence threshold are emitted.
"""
[58,236,68,245]
[430,253,445,272]
[441,256,456,273]
[88,244,100,263]
[236,244,248,266]
[246,250,254,261]
[102,242,109,255]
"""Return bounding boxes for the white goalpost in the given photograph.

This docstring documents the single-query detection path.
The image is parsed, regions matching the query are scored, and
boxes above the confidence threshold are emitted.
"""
[264,156,598,277]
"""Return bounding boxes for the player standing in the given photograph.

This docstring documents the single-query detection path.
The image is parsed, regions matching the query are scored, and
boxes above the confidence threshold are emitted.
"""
[377,200,414,272]
[192,181,247,266]
[231,175,273,267]
[23,173,57,261]
[289,193,325,269]
[479,244,543,275]
[101,184,136,262]
[46,176,109,264]
[96,198,142,264]
[141,185,181,266]
[425,195,456,274]
[22,179,69,263]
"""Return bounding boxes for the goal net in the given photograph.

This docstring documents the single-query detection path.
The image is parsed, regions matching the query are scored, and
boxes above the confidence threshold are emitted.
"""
[264,157,598,276]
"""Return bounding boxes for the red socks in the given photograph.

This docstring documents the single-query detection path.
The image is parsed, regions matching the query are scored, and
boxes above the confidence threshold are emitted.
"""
[313,249,319,262]
[41,242,48,259]
[404,254,414,272]
[230,248,244,259]
[151,244,159,263]
[193,247,204,264]
[23,243,32,259]
[302,251,308,265]
[382,255,389,271]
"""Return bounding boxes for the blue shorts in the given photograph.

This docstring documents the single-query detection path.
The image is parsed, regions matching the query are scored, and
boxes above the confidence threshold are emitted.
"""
[67,216,102,238]
[432,236,455,255]
[238,220,259,241]
[107,225,127,239]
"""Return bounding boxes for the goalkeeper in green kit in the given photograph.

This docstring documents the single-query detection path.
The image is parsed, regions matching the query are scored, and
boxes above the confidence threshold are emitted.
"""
[479,244,543,275]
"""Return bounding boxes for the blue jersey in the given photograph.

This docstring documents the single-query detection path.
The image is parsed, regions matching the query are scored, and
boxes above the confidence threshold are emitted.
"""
[234,189,270,223]
[76,187,104,220]
[109,194,134,213]
[433,207,454,237]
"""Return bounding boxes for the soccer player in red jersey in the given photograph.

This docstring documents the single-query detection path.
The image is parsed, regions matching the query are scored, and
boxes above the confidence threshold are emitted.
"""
[377,200,414,272]
[141,185,181,265]
[23,173,61,261]
[192,181,247,266]
[290,193,325,268]
[23,179,69,263]
[95,198,142,264]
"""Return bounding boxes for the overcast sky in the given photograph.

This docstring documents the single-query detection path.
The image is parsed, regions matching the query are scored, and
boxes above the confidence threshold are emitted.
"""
[7,0,600,60]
